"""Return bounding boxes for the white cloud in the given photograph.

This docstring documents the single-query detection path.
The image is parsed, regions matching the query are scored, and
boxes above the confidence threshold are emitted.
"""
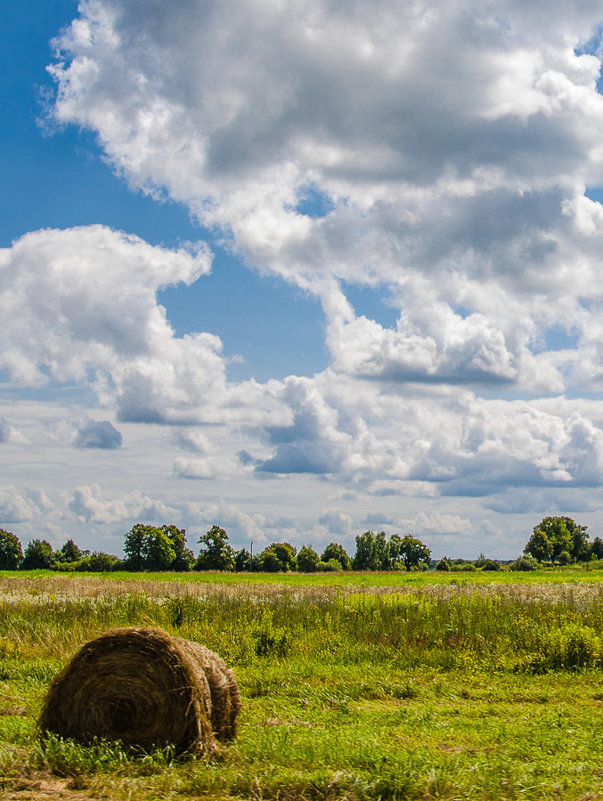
[0,226,284,424]
[44,0,603,400]
[68,483,178,524]
[4,0,603,558]
[0,486,54,524]
[412,512,474,537]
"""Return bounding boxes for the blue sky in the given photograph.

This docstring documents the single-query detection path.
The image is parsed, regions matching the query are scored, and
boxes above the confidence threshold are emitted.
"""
[2,0,603,560]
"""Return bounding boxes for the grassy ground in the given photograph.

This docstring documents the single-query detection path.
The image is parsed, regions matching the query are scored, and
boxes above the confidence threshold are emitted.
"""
[0,571,602,800]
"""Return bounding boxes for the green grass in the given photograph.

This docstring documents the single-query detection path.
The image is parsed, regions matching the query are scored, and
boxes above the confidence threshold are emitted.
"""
[0,573,602,800]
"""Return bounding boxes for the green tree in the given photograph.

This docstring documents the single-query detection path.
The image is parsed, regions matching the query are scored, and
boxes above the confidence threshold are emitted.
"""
[234,547,253,572]
[0,529,22,569]
[196,525,235,571]
[435,556,451,571]
[320,542,351,570]
[258,542,297,572]
[142,527,176,571]
[385,534,405,568]
[162,525,194,571]
[123,523,148,571]
[21,539,55,570]
[569,521,590,562]
[398,535,431,571]
[524,528,552,562]
[591,536,603,559]
[352,531,388,570]
[297,545,320,572]
[526,517,588,563]
[56,538,88,563]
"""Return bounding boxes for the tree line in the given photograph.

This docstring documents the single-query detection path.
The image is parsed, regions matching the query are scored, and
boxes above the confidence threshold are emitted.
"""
[0,525,432,572]
[0,516,600,573]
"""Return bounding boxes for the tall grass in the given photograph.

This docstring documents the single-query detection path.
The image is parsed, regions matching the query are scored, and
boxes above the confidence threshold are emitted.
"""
[1,574,603,800]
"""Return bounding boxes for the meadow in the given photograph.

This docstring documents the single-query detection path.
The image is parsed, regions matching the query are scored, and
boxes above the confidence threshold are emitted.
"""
[0,569,602,800]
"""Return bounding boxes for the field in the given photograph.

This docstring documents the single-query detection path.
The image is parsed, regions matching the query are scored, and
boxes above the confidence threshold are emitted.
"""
[0,570,602,801]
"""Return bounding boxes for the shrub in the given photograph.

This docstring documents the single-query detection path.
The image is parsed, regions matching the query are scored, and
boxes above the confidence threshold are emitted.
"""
[76,552,122,572]
[519,624,602,673]
[510,554,539,571]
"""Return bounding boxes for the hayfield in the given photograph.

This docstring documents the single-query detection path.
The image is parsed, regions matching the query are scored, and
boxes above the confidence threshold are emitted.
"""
[0,570,602,800]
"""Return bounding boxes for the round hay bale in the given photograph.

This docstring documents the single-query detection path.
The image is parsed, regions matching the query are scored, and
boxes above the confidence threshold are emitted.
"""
[38,627,240,755]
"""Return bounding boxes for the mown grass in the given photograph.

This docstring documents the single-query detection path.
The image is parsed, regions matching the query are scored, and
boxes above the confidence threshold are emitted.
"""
[0,573,602,800]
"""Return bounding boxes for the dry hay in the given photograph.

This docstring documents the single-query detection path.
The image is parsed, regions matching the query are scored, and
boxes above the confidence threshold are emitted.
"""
[38,627,240,755]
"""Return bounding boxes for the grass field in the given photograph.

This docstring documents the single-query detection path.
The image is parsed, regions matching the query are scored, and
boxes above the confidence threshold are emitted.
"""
[0,570,602,800]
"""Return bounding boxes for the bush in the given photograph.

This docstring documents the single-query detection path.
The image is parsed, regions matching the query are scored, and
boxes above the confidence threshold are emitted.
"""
[481,559,501,571]
[518,624,602,673]
[510,554,539,572]
[435,558,451,571]
[76,552,122,572]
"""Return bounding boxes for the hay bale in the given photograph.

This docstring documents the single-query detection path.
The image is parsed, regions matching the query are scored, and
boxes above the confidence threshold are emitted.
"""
[38,627,240,755]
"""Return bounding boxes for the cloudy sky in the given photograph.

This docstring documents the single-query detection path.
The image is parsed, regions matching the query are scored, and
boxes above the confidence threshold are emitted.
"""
[2,0,603,560]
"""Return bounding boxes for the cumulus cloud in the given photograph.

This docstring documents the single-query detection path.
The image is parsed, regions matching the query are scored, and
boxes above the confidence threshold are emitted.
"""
[47,0,603,393]
[255,376,352,474]
[4,0,603,556]
[0,226,283,424]
[74,418,122,449]
[68,483,178,524]
[412,512,475,537]
[0,486,54,523]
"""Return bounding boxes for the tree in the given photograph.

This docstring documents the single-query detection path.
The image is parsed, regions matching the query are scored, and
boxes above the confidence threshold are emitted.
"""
[352,531,388,570]
[0,529,22,569]
[142,528,176,571]
[196,525,235,571]
[524,528,552,563]
[123,523,185,571]
[56,538,88,563]
[320,542,351,570]
[385,534,406,569]
[123,523,148,571]
[21,539,55,570]
[591,536,603,559]
[162,525,194,571]
[258,542,297,572]
[525,517,589,563]
[297,545,320,572]
[398,535,431,572]
[234,548,254,572]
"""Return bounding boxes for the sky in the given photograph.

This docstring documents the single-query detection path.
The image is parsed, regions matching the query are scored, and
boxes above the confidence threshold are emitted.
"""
[2,0,603,560]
